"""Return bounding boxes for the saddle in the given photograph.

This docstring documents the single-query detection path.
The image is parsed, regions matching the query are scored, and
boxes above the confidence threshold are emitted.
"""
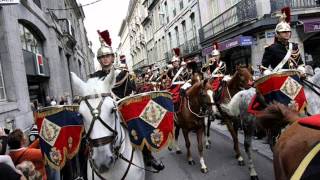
[214,80,226,103]
[299,114,320,129]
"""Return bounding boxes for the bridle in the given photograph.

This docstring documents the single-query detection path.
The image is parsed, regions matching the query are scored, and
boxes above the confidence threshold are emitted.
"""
[82,93,121,155]
[81,92,159,180]
[187,81,213,118]
[81,93,126,180]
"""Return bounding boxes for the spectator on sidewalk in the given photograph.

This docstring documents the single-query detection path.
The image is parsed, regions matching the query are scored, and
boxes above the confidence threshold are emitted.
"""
[8,129,47,180]
[50,96,57,106]
[16,161,42,180]
[0,162,26,180]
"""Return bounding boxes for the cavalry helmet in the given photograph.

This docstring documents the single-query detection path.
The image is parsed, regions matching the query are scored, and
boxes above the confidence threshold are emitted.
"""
[275,7,291,33]
[97,30,114,58]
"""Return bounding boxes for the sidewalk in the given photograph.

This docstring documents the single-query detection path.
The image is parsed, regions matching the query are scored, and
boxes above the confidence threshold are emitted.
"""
[210,120,273,160]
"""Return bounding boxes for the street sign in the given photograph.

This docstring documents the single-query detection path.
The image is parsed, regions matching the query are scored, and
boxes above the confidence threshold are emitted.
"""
[0,0,20,5]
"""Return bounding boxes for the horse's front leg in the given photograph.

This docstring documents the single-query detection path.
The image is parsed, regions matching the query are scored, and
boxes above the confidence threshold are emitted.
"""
[182,129,195,165]
[197,127,208,173]
[225,117,244,166]
[244,122,258,180]
[204,116,211,149]
[169,115,182,154]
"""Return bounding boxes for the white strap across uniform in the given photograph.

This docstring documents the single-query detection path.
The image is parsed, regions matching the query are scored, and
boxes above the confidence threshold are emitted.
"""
[211,61,224,77]
[171,67,185,85]
[273,42,293,72]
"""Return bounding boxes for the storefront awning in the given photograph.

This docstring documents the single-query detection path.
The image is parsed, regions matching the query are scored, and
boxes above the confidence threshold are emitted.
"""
[202,35,253,56]
[301,18,320,33]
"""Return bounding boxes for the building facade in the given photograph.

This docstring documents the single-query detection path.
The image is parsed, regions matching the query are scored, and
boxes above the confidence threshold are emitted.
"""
[0,0,94,130]
[117,19,133,71]
[126,0,148,73]
[162,0,202,65]
[199,0,320,73]
[124,0,202,74]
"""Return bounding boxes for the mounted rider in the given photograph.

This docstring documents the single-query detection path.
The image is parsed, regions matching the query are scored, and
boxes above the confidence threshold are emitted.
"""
[260,7,305,75]
[250,7,307,114]
[207,42,227,92]
[91,30,164,171]
[167,48,185,111]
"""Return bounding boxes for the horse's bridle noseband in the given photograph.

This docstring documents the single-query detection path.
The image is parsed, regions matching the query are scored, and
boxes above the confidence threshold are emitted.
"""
[82,93,122,154]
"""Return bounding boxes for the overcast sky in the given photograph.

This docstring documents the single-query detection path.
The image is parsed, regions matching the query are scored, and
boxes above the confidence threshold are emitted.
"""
[78,0,130,69]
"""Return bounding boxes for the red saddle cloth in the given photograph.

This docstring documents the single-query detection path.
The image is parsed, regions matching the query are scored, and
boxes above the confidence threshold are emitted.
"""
[299,114,320,129]
[212,77,222,92]
[168,84,181,104]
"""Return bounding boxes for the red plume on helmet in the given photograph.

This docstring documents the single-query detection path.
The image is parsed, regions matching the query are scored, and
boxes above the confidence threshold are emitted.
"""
[213,42,219,50]
[98,30,112,46]
[281,7,291,23]
[173,48,180,57]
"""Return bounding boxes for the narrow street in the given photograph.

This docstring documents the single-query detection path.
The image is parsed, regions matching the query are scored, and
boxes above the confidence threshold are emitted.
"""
[147,129,274,180]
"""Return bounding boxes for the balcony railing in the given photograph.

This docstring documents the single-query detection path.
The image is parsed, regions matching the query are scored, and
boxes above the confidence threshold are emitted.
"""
[199,0,257,43]
[270,0,319,12]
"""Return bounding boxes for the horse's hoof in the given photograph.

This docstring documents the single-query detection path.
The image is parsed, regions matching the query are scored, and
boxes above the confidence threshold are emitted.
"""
[168,147,172,151]
[238,160,245,166]
[205,144,211,149]
[188,160,195,165]
[250,175,259,180]
[176,150,182,154]
[201,167,208,174]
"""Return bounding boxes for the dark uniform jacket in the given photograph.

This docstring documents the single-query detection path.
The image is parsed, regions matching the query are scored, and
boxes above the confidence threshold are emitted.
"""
[262,40,303,69]
[90,70,136,99]
[167,68,179,80]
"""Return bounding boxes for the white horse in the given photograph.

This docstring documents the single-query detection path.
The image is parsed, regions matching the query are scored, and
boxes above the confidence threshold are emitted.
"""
[71,68,145,180]
[223,70,320,180]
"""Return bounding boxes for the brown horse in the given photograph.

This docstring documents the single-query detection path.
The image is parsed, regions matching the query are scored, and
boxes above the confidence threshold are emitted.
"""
[213,66,253,165]
[256,103,320,180]
[175,73,214,173]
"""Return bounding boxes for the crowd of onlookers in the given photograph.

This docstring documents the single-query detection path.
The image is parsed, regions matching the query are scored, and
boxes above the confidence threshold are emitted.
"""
[0,127,45,180]
[31,95,82,112]
[0,95,83,180]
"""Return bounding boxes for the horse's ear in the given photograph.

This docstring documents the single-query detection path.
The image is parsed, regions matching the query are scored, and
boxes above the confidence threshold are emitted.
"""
[103,67,116,92]
[70,72,86,96]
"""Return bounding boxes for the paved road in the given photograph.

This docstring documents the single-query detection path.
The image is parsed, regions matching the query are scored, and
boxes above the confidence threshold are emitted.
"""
[146,129,274,180]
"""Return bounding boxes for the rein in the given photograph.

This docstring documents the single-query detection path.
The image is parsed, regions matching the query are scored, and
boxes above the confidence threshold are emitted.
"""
[186,97,206,118]
[302,79,320,97]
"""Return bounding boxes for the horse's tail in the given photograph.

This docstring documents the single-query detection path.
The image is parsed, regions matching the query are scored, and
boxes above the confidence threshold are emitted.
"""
[255,102,299,131]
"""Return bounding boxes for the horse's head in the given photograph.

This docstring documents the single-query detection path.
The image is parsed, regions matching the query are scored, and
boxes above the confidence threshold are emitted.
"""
[188,73,214,113]
[256,102,299,131]
[233,66,254,90]
[71,68,122,173]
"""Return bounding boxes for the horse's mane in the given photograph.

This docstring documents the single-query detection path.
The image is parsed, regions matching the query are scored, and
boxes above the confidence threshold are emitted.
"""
[256,103,299,130]
[186,81,202,97]
[82,77,111,96]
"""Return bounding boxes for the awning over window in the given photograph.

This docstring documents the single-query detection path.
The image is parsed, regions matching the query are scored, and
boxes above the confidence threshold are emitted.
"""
[202,35,253,56]
[301,18,320,33]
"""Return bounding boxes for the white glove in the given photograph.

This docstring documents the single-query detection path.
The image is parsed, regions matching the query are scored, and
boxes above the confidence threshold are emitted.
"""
[263,69,272,76]
[297,65,306,75]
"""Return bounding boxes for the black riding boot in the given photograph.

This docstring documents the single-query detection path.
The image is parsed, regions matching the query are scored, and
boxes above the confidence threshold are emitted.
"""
[142,146,165,171]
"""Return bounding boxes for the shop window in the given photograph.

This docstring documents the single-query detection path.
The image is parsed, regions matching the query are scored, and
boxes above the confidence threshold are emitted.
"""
[19,24,44,55]
[0,63,7,101]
